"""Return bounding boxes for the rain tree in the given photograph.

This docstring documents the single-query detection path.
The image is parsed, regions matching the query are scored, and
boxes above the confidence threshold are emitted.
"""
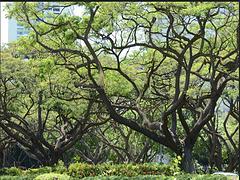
[5,2,239,172]
[0,44,107,165]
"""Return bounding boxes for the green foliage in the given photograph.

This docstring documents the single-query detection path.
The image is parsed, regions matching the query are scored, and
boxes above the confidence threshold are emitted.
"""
[68,162,182,178]
[82,175,174,180]
[175,174,228,180]
[53,160,67,174]
[4,167,23,176]
[24,166,53,175]
[68,163,101,178]
[170,156,182,175]
[0,175,37,180]
[34,173,70,180]
[3,1,239,174]
[99,163,139,177]
[0,174,230,180]
[105,70,133,96]
[72,155,81,163]
[0,165,233,180]
[81,174,229,180]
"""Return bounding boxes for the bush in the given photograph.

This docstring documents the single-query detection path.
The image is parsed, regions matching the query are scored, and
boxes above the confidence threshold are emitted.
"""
[0,162,230,180]
[24,166,52,175]
[0,175,229,180]
[68,161,181,178]
[81,174,228,180]
[0,175,36,180]
[4,167,22,176]
[34,173,70,180]
[68,161,230,179]
[0,168,10,176]
[68,163,101,178]
[176,174,228,180]
[81,175,173,180]
[102,163,139,177]
[68,163,141,178]
[53,160,67,174]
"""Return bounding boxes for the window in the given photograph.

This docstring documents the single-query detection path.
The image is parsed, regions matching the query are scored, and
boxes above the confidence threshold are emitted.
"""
[17,27,23,31]
[53,8,60,12]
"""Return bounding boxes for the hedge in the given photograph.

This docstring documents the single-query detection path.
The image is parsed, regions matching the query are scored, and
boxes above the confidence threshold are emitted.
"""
[68,162,180,178]
[81,175,229,180]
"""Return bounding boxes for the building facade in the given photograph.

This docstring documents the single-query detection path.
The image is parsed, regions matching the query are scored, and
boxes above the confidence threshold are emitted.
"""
[8,19,28,42]
[8,2,74,43]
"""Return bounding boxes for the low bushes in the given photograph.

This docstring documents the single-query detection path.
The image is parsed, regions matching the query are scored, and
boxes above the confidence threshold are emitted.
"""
[0,175,230,180]
[24,166,53,175]
[0,160,234,180]
[175,174,228,180]
[2,163,179,179]
[2,167,22,176]
[0,175,37,180]
[68,163,100,178]
[34,173,70,180]
[81,175,229,180]
[68,156,181,178]
[68,162,181,178]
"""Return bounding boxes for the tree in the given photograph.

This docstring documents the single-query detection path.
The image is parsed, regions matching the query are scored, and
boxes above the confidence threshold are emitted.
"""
[96,122,158,163]
[6,2,238,172]
[0,131,13,168]
[0,45,107,165]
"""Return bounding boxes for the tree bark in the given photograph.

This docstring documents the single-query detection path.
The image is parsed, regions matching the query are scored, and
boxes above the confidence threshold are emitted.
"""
[182,144,195,173]
[0,150,3,168]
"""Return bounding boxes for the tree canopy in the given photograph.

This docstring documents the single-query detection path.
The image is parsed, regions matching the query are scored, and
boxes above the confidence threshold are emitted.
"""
[0,2,239,173]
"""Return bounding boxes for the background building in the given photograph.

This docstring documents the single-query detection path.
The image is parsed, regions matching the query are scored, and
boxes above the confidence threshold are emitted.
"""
[7,2,74,43]
[8,19,28,42]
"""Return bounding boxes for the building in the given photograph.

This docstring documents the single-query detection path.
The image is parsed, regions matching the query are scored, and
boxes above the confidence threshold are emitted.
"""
[8,19,28,42]
[7,2,74,43]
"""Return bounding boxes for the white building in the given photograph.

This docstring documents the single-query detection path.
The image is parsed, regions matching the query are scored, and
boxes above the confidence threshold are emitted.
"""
[7,2,74,42]
[8,19,28,42]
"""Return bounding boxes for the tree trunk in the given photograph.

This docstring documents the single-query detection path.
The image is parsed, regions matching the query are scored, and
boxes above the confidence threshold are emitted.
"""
[182,145,195,173]
[49,151,62,165]
[215,139,222,171]
[0,150,3,168]
[38,151,61,166]
[226,152,238,172]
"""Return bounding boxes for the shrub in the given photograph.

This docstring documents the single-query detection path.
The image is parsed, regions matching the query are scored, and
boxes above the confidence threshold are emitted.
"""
[174,174,228,180]
[24,166,52,175]
[99,163,140,177]
[81,175,229,180]
[0,175,36,180]
[0,168,8,175]
[68,162,181,178]
[0,175,229,180]
[81,175,171,180]
[4,167,22,176]
[53,160,67,174]
[34,173,70,180]
[68,163,101,178]
[169,156,182,175]
[194,175,227,180]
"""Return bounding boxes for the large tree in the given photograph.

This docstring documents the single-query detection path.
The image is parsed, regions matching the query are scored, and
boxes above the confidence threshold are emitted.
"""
[0,45,107,165]
[6,2,239,172]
